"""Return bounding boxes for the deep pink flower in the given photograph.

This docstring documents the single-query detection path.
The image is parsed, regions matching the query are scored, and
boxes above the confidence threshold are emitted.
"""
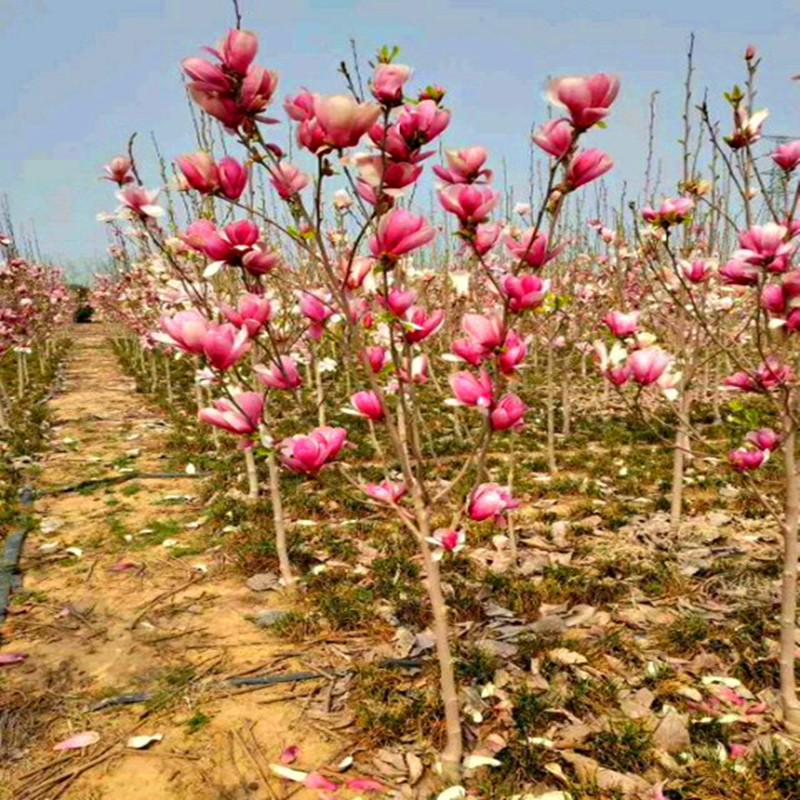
[449,370,493,408]
[313,94,381,149]
[451,337,487,366]
[280,426,347,473]
[363,345,390,373]
[362,480,406,504]
[469,483,520,523]
[603,310,639,338]
[547,74,620,129]
[490,393,526,431]
[199,391,264,435]
[729,447,768,472]
[566,149,613,189]
[439,184,499,226]
[255,356,302,390]
[102,156,134,185]
[627,347,670,385]
[720,259,760,286]
[735,223,795,272]
[532,118,574,159]
[222,293,272,336]
[428,528,466,556]
[746,428,780,451]
[350,390,385,421]
[211,29,259,75]
[201,323,251,370]
[403,306,443,343]
[473,222,502,255]
[380,288,417,317]
[497,329,527,374]
[177,152,220,194]
[682,259,711,283]
[371,63,412,105]
[270,162,309,199]
[396,100,450,145]
[284,89,316,122]
[504,229,561,268]
[462,313,505,352]
[433,147,492,184]
[772,141,800,172]
[157,310,212,354]
[501,273,549,312]
[218,156,249,200]
[369,209,436,260]
[117,186,163,218]
[642,197,694,227]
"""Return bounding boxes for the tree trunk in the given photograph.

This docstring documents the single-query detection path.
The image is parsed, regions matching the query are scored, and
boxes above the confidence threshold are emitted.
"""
[780,421,800,731]
[267,450,294,589]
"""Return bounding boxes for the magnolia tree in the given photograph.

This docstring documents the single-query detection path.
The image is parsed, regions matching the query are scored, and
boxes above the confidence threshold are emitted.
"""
[0,239,73,427]
[595,47,800,731]
[93,24,620,775]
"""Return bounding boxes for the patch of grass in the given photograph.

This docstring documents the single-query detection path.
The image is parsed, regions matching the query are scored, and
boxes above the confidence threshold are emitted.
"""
[350,664,442,747]
[456,644,499,685]
[185,710,212,734]
[539,564,627,606]
[588,720,653,774]
[656,613,710,656]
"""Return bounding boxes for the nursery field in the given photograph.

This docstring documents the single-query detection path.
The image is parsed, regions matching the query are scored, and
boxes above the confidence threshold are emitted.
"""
[2,7,800,800]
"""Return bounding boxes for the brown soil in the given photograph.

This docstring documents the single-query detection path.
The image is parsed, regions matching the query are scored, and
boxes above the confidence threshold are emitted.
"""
[0,325,340,800]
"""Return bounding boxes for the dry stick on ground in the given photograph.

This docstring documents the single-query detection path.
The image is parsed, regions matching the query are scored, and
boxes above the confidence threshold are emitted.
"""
[129,572,205,630]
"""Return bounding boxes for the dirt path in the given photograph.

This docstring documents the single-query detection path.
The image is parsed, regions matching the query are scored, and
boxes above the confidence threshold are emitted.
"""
[1,324,340,800]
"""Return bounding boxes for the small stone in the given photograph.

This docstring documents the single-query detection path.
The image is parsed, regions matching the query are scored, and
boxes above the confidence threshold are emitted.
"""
[253,609,291,627]
[653,713,691,755]
[550,520,571,547]
[246,572,280,592]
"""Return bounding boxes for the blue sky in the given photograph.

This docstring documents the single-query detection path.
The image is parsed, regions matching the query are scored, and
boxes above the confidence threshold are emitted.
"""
[2,0,799,279]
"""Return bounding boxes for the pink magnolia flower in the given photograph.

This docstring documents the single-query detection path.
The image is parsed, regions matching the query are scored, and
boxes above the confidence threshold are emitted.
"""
[349,390,385,421]
[270,162,309,199]
[242,246,281,275]
[396,100,450,146]
[313,94,381,149]
[157,310,212,354]
[490,393,526,431]
[371,63,412,105]
[682,259,711,283]
[380,287,417,317]
[363,345,390,373]
[222,293,272,336]
[469,483,520,523]
[199,391,264,435]
[403,306,444,343]
[627,347,670,385]
[399,354,428,384]
[369,209,436,261]
[729,447,768,472]
[218,156,249,200]
[566,149,613,189]
[642,197,694,227]
[177,152,220,194]
[501,273,550,312]
[284,89,316,122]
[546,73,620,129]
[532,118,574,159]
[772,140,800,172]
[735,223,795,272]
[603,310,639,338]
[473,222,503,255]
[299,291,334,325]
[462,312,505,352]
[201,323,251,370]
[255,355,302,389]
[449,370,493,408]
[606,365,631,386]
[451,337,487,366]
[427,528,466,559]
[211,28,259,75]
[433,146,492,184]
[746,428,780,451]
[439,184,499,226]
[722,371,757,392]
[497,329,527,374]
[362,480,407,504]
[725,107,768,150]
[102,155,134,185]
[719,258,760,286]
[280,426,347,473]
[504,229,561,268]
[117,186,164,218]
